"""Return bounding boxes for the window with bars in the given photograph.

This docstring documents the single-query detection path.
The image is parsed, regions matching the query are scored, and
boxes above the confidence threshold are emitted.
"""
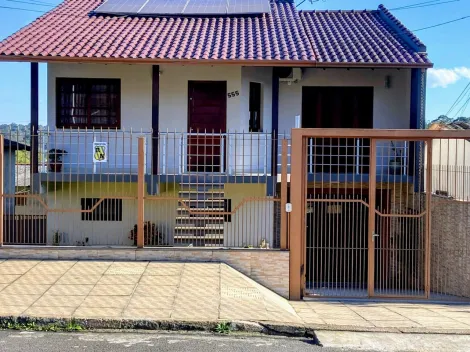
[81,198,122,221]
[56,78,121,128]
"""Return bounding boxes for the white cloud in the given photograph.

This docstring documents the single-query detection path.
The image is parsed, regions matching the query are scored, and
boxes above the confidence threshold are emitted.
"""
[428,67,470,88]
[428,68,461,88]
[455,67,470,79]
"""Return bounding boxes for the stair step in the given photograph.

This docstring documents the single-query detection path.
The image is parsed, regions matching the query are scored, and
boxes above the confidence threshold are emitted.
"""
[176,215,224,220]
[178,191,225,200]
[174,235,224,240]
[177,207,225,213]
[179,183,225,190]
[178,190,224,194]
[175,225,224,231]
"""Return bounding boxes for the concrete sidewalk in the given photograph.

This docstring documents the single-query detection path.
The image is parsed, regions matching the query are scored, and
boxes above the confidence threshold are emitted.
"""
[0,259,299,323]
[0,259,469,334]
[292,300,470,332]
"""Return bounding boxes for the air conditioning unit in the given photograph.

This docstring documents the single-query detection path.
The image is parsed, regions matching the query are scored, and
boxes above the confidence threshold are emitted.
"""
[279,68,303,84]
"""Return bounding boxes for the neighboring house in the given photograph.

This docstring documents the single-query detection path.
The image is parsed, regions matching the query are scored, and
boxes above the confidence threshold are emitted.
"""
[2,139,30,214]
[427,121,470,200]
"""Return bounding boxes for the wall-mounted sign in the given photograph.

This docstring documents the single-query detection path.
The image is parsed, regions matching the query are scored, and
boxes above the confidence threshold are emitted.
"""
[93,142,108,163]
[227,91,239,98]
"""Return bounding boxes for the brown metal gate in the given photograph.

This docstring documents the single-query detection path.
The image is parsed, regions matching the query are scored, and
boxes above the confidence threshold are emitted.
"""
[287,129,468,300]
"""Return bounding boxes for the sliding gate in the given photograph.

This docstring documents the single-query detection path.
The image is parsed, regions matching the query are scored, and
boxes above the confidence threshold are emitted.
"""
[288,129,461,300]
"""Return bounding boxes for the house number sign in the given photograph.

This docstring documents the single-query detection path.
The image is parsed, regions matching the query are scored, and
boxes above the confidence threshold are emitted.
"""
[227,91,239,98]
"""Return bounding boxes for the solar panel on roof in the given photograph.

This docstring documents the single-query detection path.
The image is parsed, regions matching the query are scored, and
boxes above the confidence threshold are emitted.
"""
[139,0,188,15]
[228,0,271,14]
[183,0,228,15]
[95,0,147,14]
[94,0,272,15]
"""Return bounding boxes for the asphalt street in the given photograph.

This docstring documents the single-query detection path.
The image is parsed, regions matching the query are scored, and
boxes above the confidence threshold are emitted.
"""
[0,330,338,352]
[0,330,469,351]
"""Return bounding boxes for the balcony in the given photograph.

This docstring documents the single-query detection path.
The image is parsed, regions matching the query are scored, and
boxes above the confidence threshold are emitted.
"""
[38,130,280,182]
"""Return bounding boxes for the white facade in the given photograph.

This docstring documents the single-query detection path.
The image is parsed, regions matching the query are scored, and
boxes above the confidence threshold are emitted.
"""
[46,63,413,175]
[279,68,412,132]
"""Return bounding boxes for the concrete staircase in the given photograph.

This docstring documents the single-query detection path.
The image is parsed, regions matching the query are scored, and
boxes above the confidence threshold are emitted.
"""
[174,182,225,247]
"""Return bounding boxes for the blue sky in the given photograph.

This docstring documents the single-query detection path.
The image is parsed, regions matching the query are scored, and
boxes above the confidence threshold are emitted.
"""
[0,0,469,125]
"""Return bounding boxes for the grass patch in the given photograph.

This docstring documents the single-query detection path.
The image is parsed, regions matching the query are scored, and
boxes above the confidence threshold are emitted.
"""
[214,321,232,334]
[0,319,84,332]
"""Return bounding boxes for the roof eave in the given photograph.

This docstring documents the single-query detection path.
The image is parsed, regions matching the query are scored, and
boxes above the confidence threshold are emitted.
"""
[314,61,433,69]
[0,55,318,67]
[0,55,433,68]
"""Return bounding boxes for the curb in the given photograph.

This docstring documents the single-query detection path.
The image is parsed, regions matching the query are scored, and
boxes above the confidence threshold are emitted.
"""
[0,316,315,338]
[1,316,470,337]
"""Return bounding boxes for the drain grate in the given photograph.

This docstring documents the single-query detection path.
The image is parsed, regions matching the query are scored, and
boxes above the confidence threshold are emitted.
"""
[221,287,263,299]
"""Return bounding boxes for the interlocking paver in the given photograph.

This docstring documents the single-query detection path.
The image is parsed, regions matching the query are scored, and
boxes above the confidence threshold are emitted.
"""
[74,307,123,318]
[15,274,62,285]
[123,308,172,319]
[57,275,102,285]
[1,284,51,295]
[171,309,218,320]
[24,306,76,318]
[139,275,180,286]
[134,285,178,297]
[127,295,175,309]
[45,284,94,296]
[0,275,21,284]
[0,294,41,306]
[89,285,135,296]
[144,268,182,276]
[32,295,85,307]
[0,305,28,315]
[98,275,141,285]
[81,296,129,309]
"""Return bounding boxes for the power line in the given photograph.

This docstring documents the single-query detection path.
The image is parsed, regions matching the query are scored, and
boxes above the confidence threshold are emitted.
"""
[453,95,470,117]
[5,0,55,6]
[0,5,45,12]
[413,15,470,31]
[447,82,470,116]
[391,0,460,11]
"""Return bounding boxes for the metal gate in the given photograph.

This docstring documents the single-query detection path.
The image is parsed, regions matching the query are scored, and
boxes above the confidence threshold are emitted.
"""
[288,129,456,300]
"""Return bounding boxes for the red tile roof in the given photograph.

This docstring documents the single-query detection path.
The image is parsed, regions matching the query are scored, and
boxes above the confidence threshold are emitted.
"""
[0,1,432,67]
[300,7,431,66]
[0,0,314,63]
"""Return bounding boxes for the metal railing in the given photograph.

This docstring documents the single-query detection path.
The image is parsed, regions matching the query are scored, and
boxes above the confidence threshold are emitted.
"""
[0,127,288,249]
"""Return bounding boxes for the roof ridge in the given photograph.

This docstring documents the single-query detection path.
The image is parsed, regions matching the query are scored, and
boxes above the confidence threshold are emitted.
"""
[300,9,378,13]
[377,4,426,52]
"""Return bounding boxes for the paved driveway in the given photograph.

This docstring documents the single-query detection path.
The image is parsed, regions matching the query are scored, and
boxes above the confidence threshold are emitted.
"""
[0,259,299,323]
[1,259,470,334]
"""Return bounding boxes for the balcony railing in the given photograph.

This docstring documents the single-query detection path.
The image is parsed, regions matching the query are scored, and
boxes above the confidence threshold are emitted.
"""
[40,129,285,176]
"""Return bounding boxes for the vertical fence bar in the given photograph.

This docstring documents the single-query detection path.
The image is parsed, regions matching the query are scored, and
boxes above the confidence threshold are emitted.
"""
[368,138,377,297]
[137,136,145,248]
[289,130,306,300]
[425,138,433,298]
[0,135,3,247]
[280,139,288,250]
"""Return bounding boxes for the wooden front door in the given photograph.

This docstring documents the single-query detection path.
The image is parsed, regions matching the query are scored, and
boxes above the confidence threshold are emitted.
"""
[188,81,227,172]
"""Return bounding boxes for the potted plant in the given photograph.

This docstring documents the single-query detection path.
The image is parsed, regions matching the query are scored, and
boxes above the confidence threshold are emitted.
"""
[389,142,403,175]
[48,148,67,172]
[129,221,165,246]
